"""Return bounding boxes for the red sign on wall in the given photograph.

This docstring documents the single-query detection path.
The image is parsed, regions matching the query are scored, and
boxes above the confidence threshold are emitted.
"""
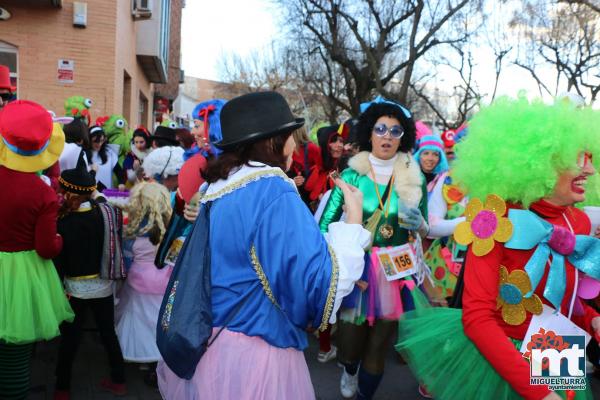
[58,59,74,84]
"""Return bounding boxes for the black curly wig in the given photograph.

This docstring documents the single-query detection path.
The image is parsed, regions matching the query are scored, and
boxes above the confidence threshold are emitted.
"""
[355,102,416,153]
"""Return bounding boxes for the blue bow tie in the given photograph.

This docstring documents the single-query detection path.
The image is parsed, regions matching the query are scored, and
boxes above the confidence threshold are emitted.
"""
[505,209,600,311]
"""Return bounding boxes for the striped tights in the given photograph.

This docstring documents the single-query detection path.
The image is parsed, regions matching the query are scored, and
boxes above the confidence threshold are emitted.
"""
[0,342,33,400]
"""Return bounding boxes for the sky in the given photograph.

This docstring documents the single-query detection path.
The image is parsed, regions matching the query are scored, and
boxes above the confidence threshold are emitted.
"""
[181,0,279,81]
[180,1,575,108]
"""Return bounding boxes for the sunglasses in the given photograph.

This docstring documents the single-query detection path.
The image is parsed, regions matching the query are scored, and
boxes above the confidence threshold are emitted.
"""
[92,135,106,143]
[372,123,404,139]
[0,92,12,102]
[577,151,593,168]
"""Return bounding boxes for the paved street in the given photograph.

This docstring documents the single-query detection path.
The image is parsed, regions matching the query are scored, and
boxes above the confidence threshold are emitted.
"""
[29,328,600,400]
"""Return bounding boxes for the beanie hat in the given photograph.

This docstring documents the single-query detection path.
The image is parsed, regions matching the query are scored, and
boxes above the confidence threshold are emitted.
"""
[414,135,448,174]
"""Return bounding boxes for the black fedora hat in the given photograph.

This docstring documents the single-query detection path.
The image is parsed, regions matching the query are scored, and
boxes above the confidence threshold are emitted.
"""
[149,125,179,146]
[215,91,304,151]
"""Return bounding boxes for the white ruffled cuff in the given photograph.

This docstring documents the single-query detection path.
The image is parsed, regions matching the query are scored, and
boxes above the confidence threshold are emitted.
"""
[325,222,371,324]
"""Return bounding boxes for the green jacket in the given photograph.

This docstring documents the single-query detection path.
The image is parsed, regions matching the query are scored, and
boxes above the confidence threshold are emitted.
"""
[319,151,427,247]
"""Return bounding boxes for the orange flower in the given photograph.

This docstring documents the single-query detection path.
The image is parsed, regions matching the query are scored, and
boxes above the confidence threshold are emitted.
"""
[454,194,513,256]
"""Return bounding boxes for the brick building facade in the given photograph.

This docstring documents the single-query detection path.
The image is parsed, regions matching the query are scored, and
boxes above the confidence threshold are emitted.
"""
[154,0,183,101]
[0,0,183,129]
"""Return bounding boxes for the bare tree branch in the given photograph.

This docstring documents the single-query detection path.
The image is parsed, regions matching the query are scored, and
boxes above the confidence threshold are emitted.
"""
[560,0,600,13]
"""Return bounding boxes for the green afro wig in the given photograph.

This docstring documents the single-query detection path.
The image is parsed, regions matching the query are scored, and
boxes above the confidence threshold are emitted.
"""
[452,96,600,207]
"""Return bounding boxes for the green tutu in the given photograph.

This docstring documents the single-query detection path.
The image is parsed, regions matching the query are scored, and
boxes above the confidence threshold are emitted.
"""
[0,250,74,344]
[396,307,593,400]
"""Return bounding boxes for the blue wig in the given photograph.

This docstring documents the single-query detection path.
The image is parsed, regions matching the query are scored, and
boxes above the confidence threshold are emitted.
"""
[413,135,449,175]
[191,99,227,156]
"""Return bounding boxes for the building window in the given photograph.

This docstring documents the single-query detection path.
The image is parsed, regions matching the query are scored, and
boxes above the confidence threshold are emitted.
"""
[0,41,18,96]
[139,92,148,127]
[159,0,170,72]
[123,71,132,123]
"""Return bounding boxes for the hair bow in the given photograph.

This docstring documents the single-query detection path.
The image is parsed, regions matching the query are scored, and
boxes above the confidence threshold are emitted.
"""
[197,105,216,148]
[136,125,150,137]
[359,95,412,119]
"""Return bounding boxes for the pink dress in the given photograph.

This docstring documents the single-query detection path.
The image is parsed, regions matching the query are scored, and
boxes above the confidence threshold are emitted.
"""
[115,236,173,362]
[157,328,316,400]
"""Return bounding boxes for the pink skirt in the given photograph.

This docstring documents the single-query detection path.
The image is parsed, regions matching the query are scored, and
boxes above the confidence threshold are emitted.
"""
[157,328,316,400]
[126,261,172,295]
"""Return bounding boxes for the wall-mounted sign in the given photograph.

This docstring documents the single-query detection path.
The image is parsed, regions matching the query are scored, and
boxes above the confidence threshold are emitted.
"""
[57,59,74,84]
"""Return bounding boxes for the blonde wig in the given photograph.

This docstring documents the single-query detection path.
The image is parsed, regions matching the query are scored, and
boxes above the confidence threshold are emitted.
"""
[125,182,172,244]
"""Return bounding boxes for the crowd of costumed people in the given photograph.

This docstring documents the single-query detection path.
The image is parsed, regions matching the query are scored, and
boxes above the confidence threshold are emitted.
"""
[1,55,600,400]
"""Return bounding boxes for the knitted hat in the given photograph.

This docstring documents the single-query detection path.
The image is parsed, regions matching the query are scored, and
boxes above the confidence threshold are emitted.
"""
[142,146,184,180]
[414,135,449,175]
[59,152,96,194]
[0,100,65,172]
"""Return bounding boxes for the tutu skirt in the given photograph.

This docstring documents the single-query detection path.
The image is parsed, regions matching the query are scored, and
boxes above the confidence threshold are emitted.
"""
[340,248,422,325]
[157,328,315,400]
[0,250,74,344]
[396,307,593,400]
[115,283,163,362]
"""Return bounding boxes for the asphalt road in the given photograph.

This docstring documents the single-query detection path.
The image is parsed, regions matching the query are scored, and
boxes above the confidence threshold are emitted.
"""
[29,330,600,399]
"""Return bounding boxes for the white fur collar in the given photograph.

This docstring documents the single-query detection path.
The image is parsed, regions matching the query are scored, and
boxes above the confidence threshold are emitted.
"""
[348,151,423,208]
[201,162,296,203]
[130,144,150,161]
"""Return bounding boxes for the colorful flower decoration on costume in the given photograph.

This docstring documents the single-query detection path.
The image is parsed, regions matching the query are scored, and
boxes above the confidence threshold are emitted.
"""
[442,184,465,205]
[497,266,543,326]
[505,209,600,311]
[453,194,513,256]
[442,175,466,206]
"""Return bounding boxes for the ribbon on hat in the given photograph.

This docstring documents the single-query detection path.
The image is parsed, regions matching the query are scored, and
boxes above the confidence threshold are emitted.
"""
[419,140,444,150]
[197,104,216,151]
[359,95,412,119]
[2,136,50,157]
[505,209,600,311]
